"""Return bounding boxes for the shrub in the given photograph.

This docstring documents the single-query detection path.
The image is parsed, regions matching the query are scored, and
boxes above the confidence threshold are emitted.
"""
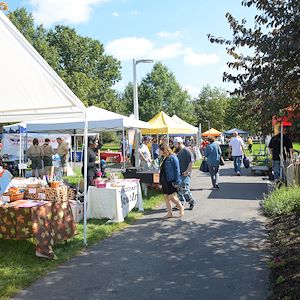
[263,186,300,216]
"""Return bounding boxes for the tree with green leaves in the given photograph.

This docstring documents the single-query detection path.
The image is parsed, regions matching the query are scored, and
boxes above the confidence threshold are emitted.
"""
[208,0,300,133]
[193,86,229,131]
[8,8,122,108]
[121,62,195,123]
[224,96,261,134]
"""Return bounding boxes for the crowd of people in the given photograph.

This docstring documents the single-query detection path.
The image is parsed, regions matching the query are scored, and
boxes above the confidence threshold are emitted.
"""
[27,137,69,178]
[0,127,296,213]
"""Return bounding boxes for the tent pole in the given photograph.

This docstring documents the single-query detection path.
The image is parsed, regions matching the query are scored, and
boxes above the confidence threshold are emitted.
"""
[198,123,202,148]
[19,129,22,176]
[280,122,284,179]
[122,126,126,171]
[73,130,76,171]
[83,112,88,246]
[25,132,28,165]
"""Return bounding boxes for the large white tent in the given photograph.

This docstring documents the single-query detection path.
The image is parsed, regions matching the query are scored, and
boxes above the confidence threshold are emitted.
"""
[0,11,92,245]
[0,11,85,122]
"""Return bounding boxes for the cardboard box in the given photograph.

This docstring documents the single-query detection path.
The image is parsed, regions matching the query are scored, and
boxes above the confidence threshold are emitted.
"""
[69,200,83,223]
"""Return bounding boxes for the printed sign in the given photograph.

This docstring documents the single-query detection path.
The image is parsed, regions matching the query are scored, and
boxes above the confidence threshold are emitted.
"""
[120,183,138,216]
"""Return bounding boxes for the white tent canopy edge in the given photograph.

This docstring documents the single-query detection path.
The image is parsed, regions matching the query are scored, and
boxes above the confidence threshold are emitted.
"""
[0,10,85,122]
[0,11,90,246]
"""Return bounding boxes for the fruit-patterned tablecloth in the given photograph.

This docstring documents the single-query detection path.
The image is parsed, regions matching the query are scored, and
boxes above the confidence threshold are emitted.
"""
[0,200,76,259]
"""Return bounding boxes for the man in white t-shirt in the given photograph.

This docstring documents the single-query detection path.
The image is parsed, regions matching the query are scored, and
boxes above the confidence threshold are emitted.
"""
[229,131,245,175]
[138,136,152,170]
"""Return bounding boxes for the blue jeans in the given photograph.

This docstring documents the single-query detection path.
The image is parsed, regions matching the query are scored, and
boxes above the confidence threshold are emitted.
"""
[272,160,281,180]
[178,175,195,205]
[233,156,242,173]
[208,165,219,187]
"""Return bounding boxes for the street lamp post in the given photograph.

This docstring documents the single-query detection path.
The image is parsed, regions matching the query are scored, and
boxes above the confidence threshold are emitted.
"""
[133,58,153,168]
[207,120,211,134]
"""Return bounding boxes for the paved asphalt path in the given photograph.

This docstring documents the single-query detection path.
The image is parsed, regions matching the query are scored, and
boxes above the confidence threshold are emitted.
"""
[14,162,269,300]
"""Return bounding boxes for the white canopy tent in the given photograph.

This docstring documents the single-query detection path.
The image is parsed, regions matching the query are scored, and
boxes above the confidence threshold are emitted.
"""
[0,11,85,122]
[22,106,152,133]
[0,11,91,246]
[171,115,198,134]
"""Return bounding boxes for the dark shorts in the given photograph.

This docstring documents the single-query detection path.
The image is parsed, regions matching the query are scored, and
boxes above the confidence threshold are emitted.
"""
[43,156,53,167]
[60,155,69,168]
[31,157,43,169]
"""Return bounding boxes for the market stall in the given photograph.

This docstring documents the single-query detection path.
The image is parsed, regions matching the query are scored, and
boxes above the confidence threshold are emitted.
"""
[141,111,196,135]
[87,178,143,222]
[223,128,248,136]
[0,178,77,258]
[0,10,87,248]
[1,10,153,247]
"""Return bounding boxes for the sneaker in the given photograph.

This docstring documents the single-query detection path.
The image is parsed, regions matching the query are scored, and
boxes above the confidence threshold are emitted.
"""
[216,185,220,189]
[237,172,241,176]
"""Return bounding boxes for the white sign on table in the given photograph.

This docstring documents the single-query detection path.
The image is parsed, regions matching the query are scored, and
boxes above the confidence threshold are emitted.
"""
[87,180,143,223]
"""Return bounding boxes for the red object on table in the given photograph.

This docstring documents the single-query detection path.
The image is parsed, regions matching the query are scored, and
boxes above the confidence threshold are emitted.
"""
[100,151,123,163]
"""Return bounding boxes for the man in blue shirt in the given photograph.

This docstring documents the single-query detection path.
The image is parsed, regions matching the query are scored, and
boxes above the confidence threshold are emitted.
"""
[173,137,196,210]
[205,136,222,189]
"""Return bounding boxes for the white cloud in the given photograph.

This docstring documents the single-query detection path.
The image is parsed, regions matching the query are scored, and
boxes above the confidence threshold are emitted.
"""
[112,12,119,17]
[106,37,220,66]
[183,84,201,97]
[29,0,107,26]
[106,37,153,60]
[183,48,220,65]
[151,43,183,60]
[157,31,182,39]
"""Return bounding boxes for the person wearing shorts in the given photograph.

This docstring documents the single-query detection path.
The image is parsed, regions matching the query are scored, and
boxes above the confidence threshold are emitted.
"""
[43,138,54,177]
[56,137,69,176]
[28,138,44,177]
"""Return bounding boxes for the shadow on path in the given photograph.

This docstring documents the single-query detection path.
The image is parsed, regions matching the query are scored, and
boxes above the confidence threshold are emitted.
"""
[14,217,269,300]
[207,182,267,200]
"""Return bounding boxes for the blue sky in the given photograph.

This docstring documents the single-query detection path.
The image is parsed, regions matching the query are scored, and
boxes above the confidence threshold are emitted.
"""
[9,0,258,97]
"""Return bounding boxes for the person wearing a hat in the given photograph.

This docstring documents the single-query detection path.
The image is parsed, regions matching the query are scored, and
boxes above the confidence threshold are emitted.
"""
[138,136,152,170]
[173,136,195,210]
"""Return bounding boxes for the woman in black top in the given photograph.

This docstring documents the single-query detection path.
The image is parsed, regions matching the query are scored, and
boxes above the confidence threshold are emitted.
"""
[159,143,184,218]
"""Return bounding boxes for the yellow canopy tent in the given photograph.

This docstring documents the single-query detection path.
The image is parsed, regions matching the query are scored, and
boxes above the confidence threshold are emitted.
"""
[171,115,198,134]
[141,111,195,135]
[202,128,222,137]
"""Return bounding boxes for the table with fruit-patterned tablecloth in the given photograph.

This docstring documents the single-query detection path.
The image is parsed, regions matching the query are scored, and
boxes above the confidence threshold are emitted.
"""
[0,200,76,259]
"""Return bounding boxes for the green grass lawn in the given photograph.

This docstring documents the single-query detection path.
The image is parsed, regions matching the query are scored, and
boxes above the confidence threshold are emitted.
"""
[101,143,120,151]
[0,190,164,300]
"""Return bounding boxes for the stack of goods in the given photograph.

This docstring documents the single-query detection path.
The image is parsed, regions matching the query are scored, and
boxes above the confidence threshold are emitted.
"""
[1,177,79,222]
[3,187,24,202]
[3,177,76,202]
